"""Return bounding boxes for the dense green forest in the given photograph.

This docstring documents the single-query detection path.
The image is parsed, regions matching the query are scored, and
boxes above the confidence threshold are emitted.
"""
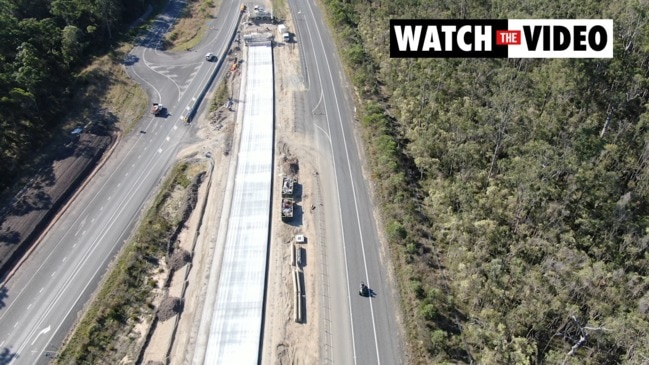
[0,0,147,193]
[322,0,649,363]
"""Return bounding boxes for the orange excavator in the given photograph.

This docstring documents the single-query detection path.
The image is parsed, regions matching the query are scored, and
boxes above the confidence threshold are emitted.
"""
[230,57,239,72]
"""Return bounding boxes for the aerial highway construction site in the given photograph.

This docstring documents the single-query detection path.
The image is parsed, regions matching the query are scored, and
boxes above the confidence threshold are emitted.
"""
[0,1,404,364]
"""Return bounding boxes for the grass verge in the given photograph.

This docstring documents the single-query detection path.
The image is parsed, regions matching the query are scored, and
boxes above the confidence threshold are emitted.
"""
[165,0,219,51]
[210,81,230,112]
[71,42,148,134]
[273,0,288,21]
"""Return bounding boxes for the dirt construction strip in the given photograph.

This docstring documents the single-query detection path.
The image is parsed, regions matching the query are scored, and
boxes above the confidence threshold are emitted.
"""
[140,3,323,364]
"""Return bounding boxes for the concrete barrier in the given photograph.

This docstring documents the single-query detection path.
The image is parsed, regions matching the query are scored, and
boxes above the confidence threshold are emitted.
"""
[296,245,303,267]
[293,268,301,322]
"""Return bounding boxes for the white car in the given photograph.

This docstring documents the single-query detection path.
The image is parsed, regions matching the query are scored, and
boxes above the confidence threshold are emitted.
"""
[205,53,216,61]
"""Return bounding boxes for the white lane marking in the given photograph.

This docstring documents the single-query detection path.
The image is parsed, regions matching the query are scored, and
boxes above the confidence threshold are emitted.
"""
[299,3,357,364]
[32,114,196,361]
[315,125,330,140]
[306,0,383,362]
[138,45,179,101]
[31,325,50,345]
[311,91,324,114]
[8,1,228,353]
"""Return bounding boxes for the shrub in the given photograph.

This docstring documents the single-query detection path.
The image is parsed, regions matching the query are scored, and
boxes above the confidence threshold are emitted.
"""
[420,303,437,321]
[387,220,407,242]
[410,280,425,299]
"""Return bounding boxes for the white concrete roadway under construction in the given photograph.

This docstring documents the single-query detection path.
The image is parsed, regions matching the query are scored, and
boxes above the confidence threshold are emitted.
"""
[196,43,274,364]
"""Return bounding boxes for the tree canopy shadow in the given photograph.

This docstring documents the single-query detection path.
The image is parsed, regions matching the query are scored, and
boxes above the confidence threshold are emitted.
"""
[0,286,7,309]
[285,204,303,227]
[0,229,20,245]
[12,191,52,216]
[292,182,302,203]
[0,347,17,365]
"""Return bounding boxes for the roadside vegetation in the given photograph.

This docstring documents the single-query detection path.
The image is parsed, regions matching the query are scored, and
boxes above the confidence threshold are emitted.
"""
[56,161,206,364]
[272,0,288,22]
[53,0,217,361]
[0,0,217,362]
[0,0,154,198]
[164,0,218,51]
[211,81,230,112]
[0,0,215,201]
[320,0,649,364]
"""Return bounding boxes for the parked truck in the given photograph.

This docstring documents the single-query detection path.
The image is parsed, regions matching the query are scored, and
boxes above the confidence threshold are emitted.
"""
[282,176,295,197]
[278,24,290,42]
[281,198,294,221]
[151,103,164,116]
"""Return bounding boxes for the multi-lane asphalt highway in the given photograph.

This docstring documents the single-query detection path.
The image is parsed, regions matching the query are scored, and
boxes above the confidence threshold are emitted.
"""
[288,0,404,364]
[0,1,241,363]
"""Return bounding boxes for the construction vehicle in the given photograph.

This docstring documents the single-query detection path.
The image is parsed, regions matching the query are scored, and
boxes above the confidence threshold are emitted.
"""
[240,4,246,13]
[278,24,290,42]
[281,198,294,221]
[282,177,295,197]
[151,103,164,116]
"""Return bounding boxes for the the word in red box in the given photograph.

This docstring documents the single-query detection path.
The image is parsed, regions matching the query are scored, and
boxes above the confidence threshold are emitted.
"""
[496,30,521,45]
